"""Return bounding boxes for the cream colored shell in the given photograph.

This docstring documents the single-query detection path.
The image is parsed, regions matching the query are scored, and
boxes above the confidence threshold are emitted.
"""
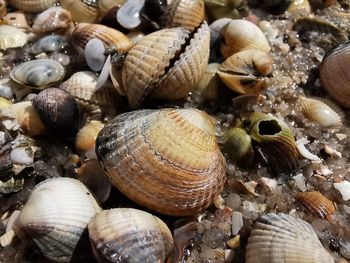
[0,25,29,51]
[75,120,104,153]
[60,0,99,23]
[9,0,56,13]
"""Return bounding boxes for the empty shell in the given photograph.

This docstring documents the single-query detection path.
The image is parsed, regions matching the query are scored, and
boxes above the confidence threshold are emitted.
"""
[9,0,56,13]
[0,25,29,51]
[60,0,100,23]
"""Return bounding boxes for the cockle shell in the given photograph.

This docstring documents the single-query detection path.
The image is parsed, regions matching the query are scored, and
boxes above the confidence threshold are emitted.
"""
[88,208,174,263]
[10,59,65,89]
[218,49,273,94]
[75,120,105,153]
[32,6,73,35]
[296,191,336,222]
[60,0,100,23]
[9,0,56,13]
[299,96,344,128]
[0,25,29,51]
[30,35,67,55]
[96,108,226,216]
[122,22,210,107]
[246,213,335,263]
[320,42,350,108]
[71,23,133,56]
[160,0,205,31]
[13,177,101,262]
[220,19,271,58]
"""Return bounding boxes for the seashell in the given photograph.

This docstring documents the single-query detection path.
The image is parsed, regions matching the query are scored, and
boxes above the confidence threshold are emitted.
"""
[0,146,13,179]
[193,63,220,102]
[60,71,121,112]
[160,0,205,31]
[204,0,249,20]
[126,31,145,44]
[11,177,101,262]
[30,35,67,55]
[246,213,335,263]
[295,191,336,222]
[32,6,73,35]
[222,127,252,161]
[218,49,273,94]
[287,0,311,16]
[88,208,174,263]
[299,96,344,128]
[99,0,125,15]
[0,25,29,51]
[122,22,210,107]
[0,176,25,195]
[209,18,232,45]
[10,59,65,89]
[71,23,133,56]
[220,19,271,58]
[116,0,146,30]
[60,0,100,23]
[245,113,299,174]
[333,180,350,201]
[32,88,82,135]
[96,108,226,216]
[9,0,56,13]
[84,38,106,72]
[75,120,105,153]
[3,12,30,29]
[320,42,350,108]
[0,0,6,18]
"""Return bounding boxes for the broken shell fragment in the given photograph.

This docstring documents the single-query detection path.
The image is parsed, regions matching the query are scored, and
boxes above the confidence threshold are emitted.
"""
[96,108,226,216]
[0,25,29,51]
[88,208,174,263]
[246,213,335,263]
[334,181,350,201]
[9,0,56,13]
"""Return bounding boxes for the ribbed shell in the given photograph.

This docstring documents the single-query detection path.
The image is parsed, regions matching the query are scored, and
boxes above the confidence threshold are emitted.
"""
[32,6,73,34]
[14,178,101,262]
[60,0,99,23]
[0,25,29,51]
[320,43,350,108]
[122,22,210,107]
[88,208,174,263]
[296,191,336,221]
[246,213,335,263]
[9,0,56,13]
[71,23,132,55]
[160,0,205,31]
[96,108,226,216]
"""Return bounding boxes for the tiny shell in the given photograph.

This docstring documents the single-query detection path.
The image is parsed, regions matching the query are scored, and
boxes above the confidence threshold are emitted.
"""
[246,213,335,263]
[75,120,104,153]
[334,181,350,201]
[0,25,29,51]
[9,0,56,13]
[88,208,174,263]
[60,0,100,23]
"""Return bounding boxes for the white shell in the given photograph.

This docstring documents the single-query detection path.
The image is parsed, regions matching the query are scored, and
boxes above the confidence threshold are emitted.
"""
[30,35,67,55]
[14,177,101,262]
[334,181,350,201]
[0,25,29,51]
[84,38,106,72]
[246,213,335,263]
[117,0,145,29]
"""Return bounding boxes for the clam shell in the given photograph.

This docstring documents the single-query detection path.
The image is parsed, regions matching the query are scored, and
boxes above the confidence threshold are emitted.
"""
[246,213,335,263]
[30,35,67,55]
[96,108,226,216]
[84,38,106,72]
[9,0,56,13]
[193,63,220,102]
[122,22,210,107]
[75,120,105,153]
[320,42,350,108]
[220,19,270,58]
[116,0,145,30]
[0,25,29,51]
[60,0,99,23]
[218,49,273,94]
[32,6,73,35]
[71,23,132,56]
[296,191,336,221]
[160,0,205,31]
[88,208,174,263]
[14,177,101,262]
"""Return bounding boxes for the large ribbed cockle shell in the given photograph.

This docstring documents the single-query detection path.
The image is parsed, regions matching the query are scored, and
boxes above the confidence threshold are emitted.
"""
[320,42,350,108]
[122,22,210,107]
[88,208,174,263]
[13,177,101,262]
[9,0,56,13]
[246,213,335,263]
[160,0,205,31]
[96,108,226,216]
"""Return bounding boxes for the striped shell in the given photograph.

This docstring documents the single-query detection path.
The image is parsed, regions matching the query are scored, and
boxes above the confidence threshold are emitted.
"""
[320,42,350,108]
[95,108,226,216]
[122,22,210,107]
[0,25,29,51]
[160,0,205,31]
[246,213,335,263]
[60,0,99,23]
[71,23,132,55]
[32,6,73,35]
[295,191,336,222]
[88,208,174,263]
[14,178,101,262]
[9,0,56,13]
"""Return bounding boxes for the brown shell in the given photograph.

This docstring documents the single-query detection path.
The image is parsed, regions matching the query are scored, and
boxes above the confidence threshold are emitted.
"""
[95,108,227,216]
[320,42,350,108]
[32,6,73,35]
[0,0,6,18]
[295,191,336,222]
[9,0,55,13]
[122,22,210,107]
[60,0,99,23]
[160,0,205,31]
[71,23,132,55]
[75,120,104,153]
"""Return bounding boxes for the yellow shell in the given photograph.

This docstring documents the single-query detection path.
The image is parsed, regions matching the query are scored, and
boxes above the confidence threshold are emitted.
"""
[75,120,104,153]
[60,0,99,23]
[122,22,210,107]
[96,108,227,216]
[9,0,56,13]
